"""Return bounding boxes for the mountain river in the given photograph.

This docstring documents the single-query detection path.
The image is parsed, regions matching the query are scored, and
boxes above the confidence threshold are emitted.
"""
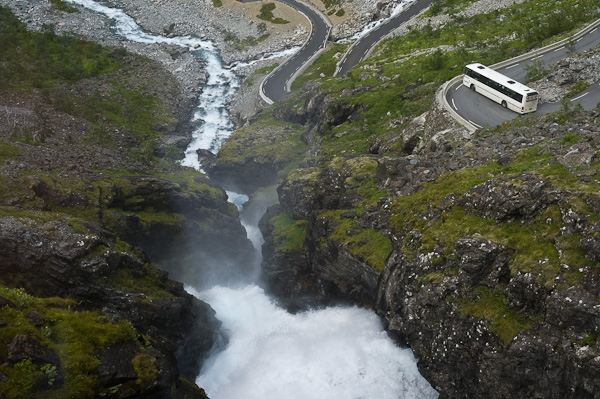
[64,1,438,397]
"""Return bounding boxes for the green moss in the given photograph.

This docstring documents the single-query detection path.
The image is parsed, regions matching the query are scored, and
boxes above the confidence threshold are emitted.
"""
[132,352,159,387]
[49,0,79,13]
[420,267,458,285]
[457,286,533,346]
[323,210,392,272]
[0,286,142,398]
[0,140,22,164]
[107,263,174,299]
[215,114,307,177]
[270,212,308,252]
[560,133,582,146]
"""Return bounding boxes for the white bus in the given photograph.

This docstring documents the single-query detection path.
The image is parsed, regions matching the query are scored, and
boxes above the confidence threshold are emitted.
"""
[463,63,539,114]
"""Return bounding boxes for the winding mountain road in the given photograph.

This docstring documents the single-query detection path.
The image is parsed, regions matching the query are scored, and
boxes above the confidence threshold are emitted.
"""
[260,0,330,104]
[445,21,600,130]
[335,0,433,76]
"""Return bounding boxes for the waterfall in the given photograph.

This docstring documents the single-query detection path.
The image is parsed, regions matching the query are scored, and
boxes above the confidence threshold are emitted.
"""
[63,1,438,397]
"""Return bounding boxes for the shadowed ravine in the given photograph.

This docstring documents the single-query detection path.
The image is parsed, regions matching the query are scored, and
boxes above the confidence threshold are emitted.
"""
[64,1,438,397]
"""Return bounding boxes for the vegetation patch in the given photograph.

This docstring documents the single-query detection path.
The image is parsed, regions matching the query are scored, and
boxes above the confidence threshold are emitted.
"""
[270,212,308,252]
[0,139,22,164]
[49,0,79,13]
[0,9,120,89]
[257,3,289,24]
[323,210,392,272]
[457,286,533,346]
[0,287,147,398]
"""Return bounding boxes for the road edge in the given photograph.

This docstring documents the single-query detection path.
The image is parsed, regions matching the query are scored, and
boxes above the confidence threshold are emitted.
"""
[441,17,600,132]
[259,0,331,105]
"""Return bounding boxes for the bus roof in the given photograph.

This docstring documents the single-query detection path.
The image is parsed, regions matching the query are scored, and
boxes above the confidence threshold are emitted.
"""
[465,63,538,95]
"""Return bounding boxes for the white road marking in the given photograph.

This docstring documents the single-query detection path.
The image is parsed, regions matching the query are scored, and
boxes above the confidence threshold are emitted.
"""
[531,54,544,60]
[455,83,463,91]
[591,28,598,34]
[570,92,589,101]
[469,120,483,129]
[505,64,519,69]
[452,98,458,110]
[554,46,565,52]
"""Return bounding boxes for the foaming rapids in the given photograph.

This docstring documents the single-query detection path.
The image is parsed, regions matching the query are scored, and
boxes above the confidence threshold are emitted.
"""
[65,0,240,169]
[337,0,415,43]
[64,1,438,397]
[188,285,438,399]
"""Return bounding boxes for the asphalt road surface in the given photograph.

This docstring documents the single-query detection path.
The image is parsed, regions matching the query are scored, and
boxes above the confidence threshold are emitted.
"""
[446,24,600,129]
[261,0,330,103]
[335,0,433,76]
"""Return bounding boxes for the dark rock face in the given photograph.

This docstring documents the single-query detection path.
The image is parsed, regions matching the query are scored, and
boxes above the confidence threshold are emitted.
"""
[261,108,600,398]
[460,174,561,220]
[0,216,220,396]
[8,335,61,366]
[455,237,513,287]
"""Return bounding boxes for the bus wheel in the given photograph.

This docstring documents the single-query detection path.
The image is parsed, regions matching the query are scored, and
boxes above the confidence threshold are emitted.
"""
[470,84,476,91]
[501,100,507,108]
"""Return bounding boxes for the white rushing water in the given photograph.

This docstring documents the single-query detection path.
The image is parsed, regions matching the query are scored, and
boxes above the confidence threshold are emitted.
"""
[63,1,438,398]
[188,284,438,399]
[65,0,240,169]
[337,0,416,43]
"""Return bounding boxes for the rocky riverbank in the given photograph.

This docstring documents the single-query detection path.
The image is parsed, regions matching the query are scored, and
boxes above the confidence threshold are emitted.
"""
[0,5,257,397]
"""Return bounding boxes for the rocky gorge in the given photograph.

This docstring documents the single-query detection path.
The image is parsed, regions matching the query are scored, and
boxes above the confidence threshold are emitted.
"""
[2,0,600,397]
[246,49,600,397]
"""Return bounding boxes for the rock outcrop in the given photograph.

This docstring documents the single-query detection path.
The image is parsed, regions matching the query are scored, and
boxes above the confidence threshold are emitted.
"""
[260,102,600,398]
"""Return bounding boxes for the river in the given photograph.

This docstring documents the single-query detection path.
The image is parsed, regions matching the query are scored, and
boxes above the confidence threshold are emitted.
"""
[64,1,438,397]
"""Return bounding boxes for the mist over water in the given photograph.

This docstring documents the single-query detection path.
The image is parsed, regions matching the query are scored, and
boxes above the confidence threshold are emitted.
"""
[63,2,438,397]
[189,285,438,399]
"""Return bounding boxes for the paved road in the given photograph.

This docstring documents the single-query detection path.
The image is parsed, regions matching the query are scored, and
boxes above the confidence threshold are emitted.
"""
[335,0,433,76]
[446,24,600,130]
[260,0,330,104]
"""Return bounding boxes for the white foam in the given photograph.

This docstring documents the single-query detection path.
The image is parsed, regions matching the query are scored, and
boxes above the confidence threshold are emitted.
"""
[337,0,416,43]
[66,0,240,170]
[189,285,438,399]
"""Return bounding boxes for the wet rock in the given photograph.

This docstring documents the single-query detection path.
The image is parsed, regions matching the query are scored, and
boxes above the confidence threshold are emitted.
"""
[455,236,512,287]
[460,174,560,220]
[95,341,139,386]
[506,272,547,314]
[24,311,43,327]
[8,335,60,366]
[546,287,600,333]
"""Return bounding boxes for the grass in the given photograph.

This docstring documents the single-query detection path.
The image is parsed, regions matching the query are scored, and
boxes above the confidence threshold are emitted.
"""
[0,8,121,89]
[0,286,152,398]
[270,212,308,252]
[0,140,22,164]
[215,113,307,178]
[323,210,392,272]
[257,3,289,24]
[457,286,534,346]
[49,0,79,13]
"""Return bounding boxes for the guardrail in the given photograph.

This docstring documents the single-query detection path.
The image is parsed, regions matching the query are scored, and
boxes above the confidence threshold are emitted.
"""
[441,17,600,132]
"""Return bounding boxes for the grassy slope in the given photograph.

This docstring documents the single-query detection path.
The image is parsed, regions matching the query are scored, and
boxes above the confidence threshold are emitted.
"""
[261,0,600,343]
[0,7,215,397]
